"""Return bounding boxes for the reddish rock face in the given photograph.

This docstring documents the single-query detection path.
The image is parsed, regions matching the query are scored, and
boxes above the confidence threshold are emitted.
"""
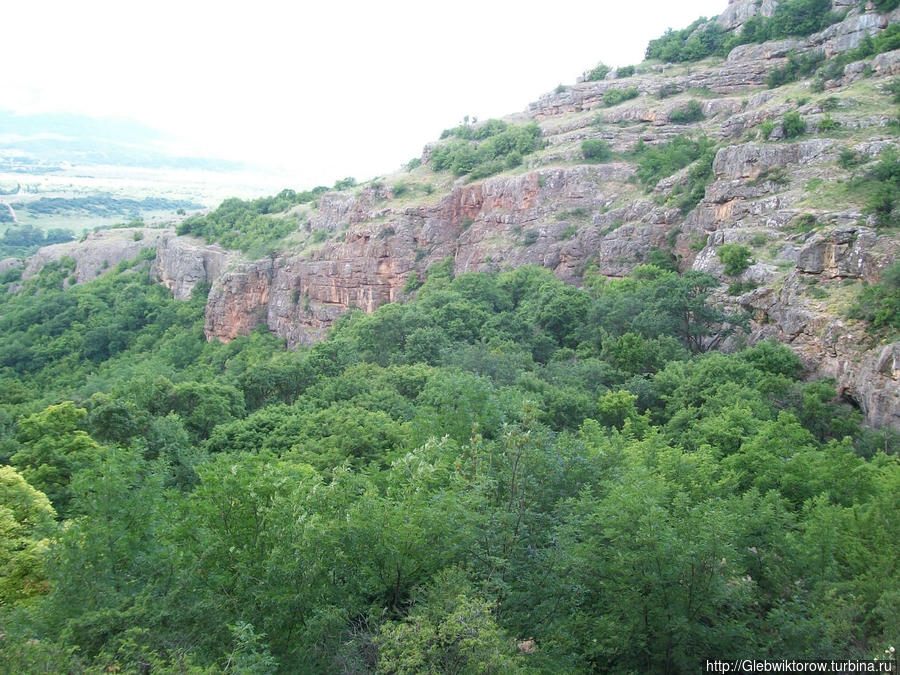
[193,165,670,349]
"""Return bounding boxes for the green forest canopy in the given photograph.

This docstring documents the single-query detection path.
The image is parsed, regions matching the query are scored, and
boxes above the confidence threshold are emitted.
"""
[0,255,897,672]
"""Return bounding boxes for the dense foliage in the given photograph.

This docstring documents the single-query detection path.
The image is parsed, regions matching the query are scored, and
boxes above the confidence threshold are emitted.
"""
[766,51,825,89]
[717,243,754,276]
[580,139,612,162]
[632,134,717,214]
[852,150,900,227]
[13,195,201,218]
[602,87,639,107]
[0,253,896,672]
[176,188,326,255]
[645,0,843,63]
[430,121,543,180]
[0,224,74,258]
[584,63,609,81]
[849,261,900,333]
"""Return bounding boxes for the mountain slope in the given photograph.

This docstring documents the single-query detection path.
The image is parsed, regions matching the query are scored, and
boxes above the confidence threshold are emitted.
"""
[16,0,900,427]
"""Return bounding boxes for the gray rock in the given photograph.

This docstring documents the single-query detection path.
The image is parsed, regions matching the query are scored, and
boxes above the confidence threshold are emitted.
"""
[713,140,836,180]
[22,228,171,284]
[152,234,237,300]
[0,258,24,274]
[716,0,778,31]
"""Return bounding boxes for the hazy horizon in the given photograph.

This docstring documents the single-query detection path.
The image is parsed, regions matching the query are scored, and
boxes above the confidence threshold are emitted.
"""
[2,0,727,190]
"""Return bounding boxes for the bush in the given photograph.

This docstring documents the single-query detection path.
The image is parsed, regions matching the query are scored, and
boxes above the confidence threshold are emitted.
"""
[581,139,612,162]
[633,135,716,188]
[646,247,679,272]
[717,244,754,276]
[749,166,788,185]
[849,262,900,332]
[817,115,840,133]
[645,0,841,64]
[839,148,865,170]
[558,224,578,240]
[603,87,639,107]
[403,271,422,293]
[658,83,680,99]
[430,122,543,180]
[886,78,900,105]
[504,151,523,169]
[852,150,900,226]
[669,145,717,214]
[759,120,775,140]
[333,177,357,190]
[617,65,636,78]
[794,214,819,232]
[405,157,422,171]
[645,18,728,63]
[522,230,539,246]
[585,63,610,81]
[766,51,825,88]
[782,112,807,139]
[727,281,758,296]
[177,194,309,254]
[669,100,705,124]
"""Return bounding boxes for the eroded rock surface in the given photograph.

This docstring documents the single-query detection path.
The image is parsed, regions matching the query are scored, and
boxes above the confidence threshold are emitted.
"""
[22,228,171,283]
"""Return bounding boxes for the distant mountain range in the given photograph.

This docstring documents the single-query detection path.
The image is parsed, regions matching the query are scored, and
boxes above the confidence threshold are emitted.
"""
[0,110,248,172]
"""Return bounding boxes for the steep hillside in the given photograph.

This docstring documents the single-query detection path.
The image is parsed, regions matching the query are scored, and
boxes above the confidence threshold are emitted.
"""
[14,0,900,427]
[4,3,900,670]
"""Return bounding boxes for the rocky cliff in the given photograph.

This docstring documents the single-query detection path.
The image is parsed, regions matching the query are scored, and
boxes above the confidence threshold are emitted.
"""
[22,227,171,284]
[15,0,900,428]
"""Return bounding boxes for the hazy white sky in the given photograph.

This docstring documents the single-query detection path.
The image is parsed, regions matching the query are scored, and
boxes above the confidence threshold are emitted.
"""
[3,0,726,188]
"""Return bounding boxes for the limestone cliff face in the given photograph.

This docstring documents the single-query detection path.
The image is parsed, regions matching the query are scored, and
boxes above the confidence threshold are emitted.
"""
[725,227,900,428]
[203,165,672,347]
[20,1,877,427]
[151,234,237,300]
[184,1,900,427]
[22,228,171,283]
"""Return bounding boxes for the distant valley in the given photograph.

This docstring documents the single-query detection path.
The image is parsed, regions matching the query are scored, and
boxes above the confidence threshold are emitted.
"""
[0,110,296,255]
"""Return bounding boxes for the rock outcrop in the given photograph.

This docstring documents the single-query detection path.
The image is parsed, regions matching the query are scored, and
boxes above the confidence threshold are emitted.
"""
[0,258,23,275]
[22,228,171,283]
[19,1,899,427]
[203,165,670,347]
[731,226,900,427]
[151,234,237,300]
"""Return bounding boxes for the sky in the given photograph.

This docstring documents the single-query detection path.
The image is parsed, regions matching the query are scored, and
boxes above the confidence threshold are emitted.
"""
[2,0,726,189]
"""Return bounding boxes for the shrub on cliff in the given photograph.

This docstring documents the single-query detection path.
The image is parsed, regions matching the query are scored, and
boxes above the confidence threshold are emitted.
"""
[633,134,716,189]
[669,100,705,124]
[430,122,542,180]
[603,87,639,107]
[581,139,612,162]
[584,62,610,81]
[849,262,900,333]
[645,0,842,63]
[782,112,807,139]
[717,244,754,276]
